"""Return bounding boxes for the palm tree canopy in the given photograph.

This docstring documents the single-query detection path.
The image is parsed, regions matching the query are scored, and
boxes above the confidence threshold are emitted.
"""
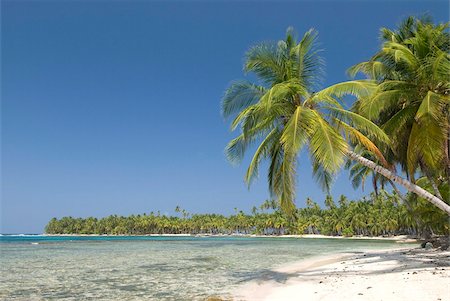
[348,17,450,180]
[222,28,389,214]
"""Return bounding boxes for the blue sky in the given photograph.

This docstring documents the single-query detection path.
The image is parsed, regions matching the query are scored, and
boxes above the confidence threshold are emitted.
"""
[2,0,448,233]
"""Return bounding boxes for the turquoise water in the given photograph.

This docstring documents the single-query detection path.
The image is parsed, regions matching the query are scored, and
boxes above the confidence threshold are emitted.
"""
[0,235,409,300]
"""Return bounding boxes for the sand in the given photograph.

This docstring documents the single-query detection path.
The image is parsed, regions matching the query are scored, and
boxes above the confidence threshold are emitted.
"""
[43,233,417,241]
[234,247,450,301]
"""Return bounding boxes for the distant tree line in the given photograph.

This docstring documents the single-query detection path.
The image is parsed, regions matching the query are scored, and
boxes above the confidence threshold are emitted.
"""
[45,191,449,237]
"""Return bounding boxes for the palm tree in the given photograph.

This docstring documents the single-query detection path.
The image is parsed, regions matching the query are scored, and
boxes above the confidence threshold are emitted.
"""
[222,27,450,215]
[348,17,449,204]
[324,195,335,209]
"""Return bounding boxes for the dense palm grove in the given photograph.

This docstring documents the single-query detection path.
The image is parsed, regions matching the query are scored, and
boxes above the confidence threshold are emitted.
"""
[45,191,449,236]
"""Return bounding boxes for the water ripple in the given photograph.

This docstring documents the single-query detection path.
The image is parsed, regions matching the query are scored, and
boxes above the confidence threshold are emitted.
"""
[0,236,404,300]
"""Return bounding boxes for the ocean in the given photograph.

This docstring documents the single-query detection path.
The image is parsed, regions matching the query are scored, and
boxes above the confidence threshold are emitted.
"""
[0,235,408,300]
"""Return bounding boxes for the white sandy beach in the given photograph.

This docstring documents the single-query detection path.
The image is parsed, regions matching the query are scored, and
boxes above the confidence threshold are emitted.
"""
[234,247,450,301]
[43,233,418,242]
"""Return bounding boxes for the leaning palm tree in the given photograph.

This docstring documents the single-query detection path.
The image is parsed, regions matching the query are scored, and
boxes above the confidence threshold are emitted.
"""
[348,17,449,192]
[222,27,450,215]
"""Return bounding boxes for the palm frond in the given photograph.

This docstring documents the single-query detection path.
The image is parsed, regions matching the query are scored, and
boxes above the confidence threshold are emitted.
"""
[335,119,389,167]
[311,80,378,105]
[230,103,278,138]
[225,134,249,165]
[245,128,281,186]
[382,105,417,136]
[415,91,449,121]
[358,89,407,120]
[268,141,283,198]
[278,153,297,215]
[230,105,257,131]
[347,61,390,80]
[326,106,391,145]
[244,42,285,84]
[308,112,348,174]
[382,41,419,69]
[407,117,446,176]
[291,28,324,89]
[311,157,334,193]
[222,81,266,118]
[259,80,308,109]
[350,165,370,190]
[431,50,450,82]
[280,106,313,155]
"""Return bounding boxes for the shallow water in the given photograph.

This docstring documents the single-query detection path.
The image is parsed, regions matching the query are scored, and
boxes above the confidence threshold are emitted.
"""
[0,235,409,300]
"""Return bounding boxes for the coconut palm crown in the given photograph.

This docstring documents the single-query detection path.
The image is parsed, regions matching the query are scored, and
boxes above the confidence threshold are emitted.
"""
[348,17,450,181]
[222,28,390,214]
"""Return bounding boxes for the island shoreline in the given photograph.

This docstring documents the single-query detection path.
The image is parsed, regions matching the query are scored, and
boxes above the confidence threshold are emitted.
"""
[39,233,420,243]
[232,246,450,301]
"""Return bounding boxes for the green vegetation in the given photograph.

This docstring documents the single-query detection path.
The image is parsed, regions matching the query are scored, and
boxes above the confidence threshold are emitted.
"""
[223,16,450,215]
[350,17,449,181]
[348,17,450,212]
[45,191,449,236]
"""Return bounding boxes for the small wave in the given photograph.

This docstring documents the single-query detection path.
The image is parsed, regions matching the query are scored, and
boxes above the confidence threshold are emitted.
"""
[0,234,44,237]
[31,242,39,245]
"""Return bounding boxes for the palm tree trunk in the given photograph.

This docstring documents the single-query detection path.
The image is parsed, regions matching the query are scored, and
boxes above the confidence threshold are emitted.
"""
[388,180,422,232]
[445,134,450,177]
[420,161,444,200]
[427,176,443,200]
[388,180,405,201]
[346,150,450,215]
[372,176,378,196]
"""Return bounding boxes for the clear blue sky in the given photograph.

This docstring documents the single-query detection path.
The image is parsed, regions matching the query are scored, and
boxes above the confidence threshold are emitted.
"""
[2,0,448,233]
